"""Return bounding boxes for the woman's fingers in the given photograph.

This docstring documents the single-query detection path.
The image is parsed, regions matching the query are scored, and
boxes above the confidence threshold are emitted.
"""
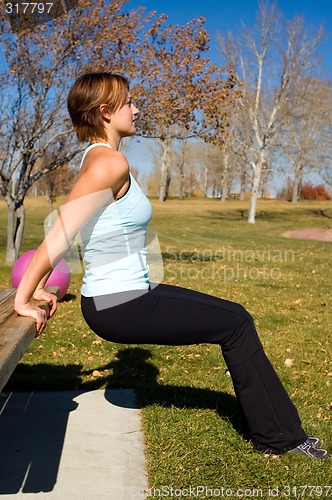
[15,303,48,337]
[48,294,58,317]
[32,289,58,318]
[34,307,47,336]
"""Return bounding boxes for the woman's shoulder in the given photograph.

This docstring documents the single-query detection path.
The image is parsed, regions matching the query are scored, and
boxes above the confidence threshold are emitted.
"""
[84,145,128,170]
[79,146,129,189]
[72,146,129,201]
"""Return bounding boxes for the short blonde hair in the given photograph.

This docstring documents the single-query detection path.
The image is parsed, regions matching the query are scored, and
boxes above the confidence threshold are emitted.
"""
[67,72,130,142]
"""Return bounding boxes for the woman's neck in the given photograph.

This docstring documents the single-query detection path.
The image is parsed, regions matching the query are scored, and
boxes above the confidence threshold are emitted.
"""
[92,137,120,150]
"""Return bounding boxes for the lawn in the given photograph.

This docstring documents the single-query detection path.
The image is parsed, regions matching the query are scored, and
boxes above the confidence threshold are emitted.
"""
[1,196,331,497]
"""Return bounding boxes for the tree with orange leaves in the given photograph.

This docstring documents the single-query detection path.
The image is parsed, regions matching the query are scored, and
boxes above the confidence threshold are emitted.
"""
[0,0,154,264]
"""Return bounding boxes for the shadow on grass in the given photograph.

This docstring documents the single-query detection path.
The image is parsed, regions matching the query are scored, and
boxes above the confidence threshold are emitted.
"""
[60,292,76,302]
[6,347,247,436]
[1,347,248,493]
[205,206,332,222]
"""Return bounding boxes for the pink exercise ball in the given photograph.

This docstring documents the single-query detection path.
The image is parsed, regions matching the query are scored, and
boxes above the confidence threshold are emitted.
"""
[11,249,71,300]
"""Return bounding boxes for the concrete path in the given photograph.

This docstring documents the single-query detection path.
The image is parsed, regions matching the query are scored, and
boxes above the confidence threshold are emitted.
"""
[0,390,148,499]
[284,227,332,242]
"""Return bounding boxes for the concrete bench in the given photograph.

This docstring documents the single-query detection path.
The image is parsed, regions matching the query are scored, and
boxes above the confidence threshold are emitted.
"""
[0,287,59,392]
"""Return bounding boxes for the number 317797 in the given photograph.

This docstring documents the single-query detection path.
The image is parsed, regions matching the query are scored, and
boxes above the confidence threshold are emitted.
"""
[5,3,54,14]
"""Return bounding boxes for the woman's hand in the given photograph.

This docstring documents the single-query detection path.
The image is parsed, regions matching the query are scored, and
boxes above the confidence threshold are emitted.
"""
[32,288,58,317]
[15,289,57,337]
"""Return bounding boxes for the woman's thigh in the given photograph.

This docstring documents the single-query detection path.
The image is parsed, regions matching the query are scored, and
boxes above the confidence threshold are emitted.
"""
[81,283,262,361]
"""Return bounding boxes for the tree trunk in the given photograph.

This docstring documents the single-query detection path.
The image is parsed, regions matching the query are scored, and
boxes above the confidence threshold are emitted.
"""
[159,140,171,202]
[220,153,229,203]
[179,160,185,200]
[248,190,258,224]
[291,163,302,203]
[291,178,300,203]
[260,162,269,199]
[6,201,26,265]
[165,170,171,199]
[240,165,246,201]
[6,203,16,266]
[178,140,188,200]
[159,169,168,202]
[248,161,262,224]
[204,166,208,197]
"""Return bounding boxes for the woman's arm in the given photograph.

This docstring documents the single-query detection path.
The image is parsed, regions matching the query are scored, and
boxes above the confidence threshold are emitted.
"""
[14,148,129,335]
[14,241,58,335]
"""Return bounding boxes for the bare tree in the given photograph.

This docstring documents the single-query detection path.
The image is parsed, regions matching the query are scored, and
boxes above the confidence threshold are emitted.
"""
[199,137,238,201]
[219,1,324,222]
[224,109,253,201]
[175,140,211,198]
[280,77,332,201]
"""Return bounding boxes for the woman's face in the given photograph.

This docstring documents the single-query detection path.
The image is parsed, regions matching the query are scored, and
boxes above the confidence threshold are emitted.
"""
[109,93,140,138]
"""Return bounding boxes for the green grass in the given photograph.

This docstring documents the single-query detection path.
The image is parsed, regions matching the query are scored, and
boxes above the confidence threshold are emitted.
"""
[1,196,331,495]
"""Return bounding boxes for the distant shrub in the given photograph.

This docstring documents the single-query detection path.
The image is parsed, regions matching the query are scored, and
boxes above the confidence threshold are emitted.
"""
[277,182,331,201]
[300,182,331,200]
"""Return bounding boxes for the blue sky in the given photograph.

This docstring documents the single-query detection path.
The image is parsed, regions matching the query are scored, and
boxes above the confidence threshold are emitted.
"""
[125,0,332,77]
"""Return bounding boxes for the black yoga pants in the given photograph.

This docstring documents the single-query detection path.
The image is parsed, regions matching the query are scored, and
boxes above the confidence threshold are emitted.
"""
[81,283,307,453]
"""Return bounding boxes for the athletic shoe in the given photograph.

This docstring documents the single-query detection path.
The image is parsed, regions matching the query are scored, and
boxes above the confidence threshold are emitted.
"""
[289,438,328,460]
[306,436,321,448]
[254,436,326,459]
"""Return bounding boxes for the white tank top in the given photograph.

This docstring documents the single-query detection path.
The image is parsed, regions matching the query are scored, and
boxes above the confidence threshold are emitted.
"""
[79,143,153,297]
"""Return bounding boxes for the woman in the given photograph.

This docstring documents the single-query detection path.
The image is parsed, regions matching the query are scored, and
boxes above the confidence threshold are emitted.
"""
[14,72,328,459]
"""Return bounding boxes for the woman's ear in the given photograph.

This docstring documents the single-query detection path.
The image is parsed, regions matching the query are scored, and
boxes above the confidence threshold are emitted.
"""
[99,104,111,121]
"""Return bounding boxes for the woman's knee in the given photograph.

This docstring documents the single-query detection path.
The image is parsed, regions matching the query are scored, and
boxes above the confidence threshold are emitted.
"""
[231,301,255,325]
